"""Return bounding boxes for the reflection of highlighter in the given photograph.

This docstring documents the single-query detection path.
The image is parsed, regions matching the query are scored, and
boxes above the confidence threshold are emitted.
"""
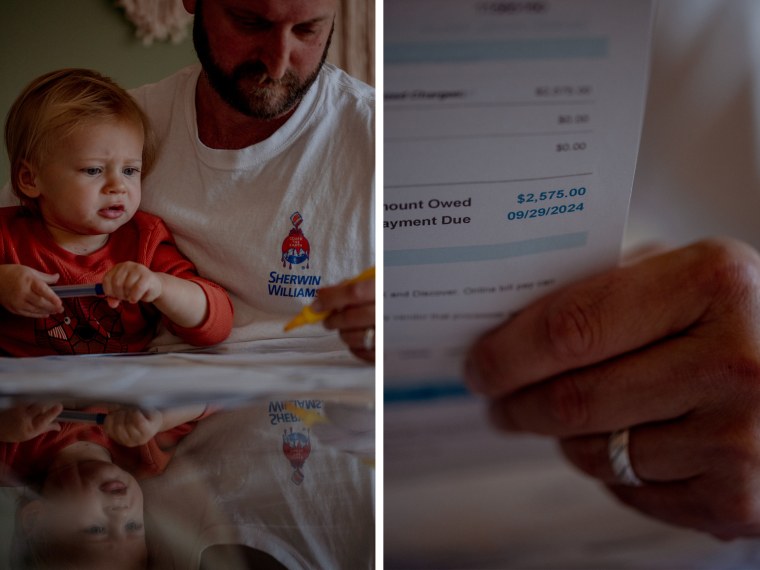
[284,266,375,332]
[52,284,104,298]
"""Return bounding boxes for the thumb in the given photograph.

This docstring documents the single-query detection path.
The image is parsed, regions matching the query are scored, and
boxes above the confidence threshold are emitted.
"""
[42,422,61,433]
[33,270,60,285]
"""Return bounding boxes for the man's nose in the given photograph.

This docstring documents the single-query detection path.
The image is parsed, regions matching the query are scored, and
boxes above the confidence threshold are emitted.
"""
[261,29,291,80]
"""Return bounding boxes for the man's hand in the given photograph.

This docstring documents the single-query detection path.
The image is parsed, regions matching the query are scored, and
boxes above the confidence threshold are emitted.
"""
[0,402,62,442]
[313,275,375,362]
[0,265,62,317]
[466,238,760,539]
[103,407,163,447]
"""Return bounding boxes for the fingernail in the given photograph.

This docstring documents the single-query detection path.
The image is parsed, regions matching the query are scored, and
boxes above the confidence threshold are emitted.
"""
[311,299,324,312]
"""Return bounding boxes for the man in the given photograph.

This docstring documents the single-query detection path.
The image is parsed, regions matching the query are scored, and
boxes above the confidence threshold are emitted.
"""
[130,0,375,361]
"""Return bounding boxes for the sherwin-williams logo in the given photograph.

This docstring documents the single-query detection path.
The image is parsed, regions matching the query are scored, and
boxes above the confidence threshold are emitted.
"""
[281,211,310,269]
[282,427,312,485]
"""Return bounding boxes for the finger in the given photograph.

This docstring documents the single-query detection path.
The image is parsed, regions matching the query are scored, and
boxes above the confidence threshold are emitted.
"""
[124,272,149,303]
[559,419,708,484]
[125,279,150,303]
[41,422,61,434]
[338,328,374,351]
[608,480,760,539]
[15,307,53,319]
[103,265,136,299]
[323,304,375,331]
[486,334,707,436]
[31,270,60,285]
[32,402,64,426]
[349,345,375,363]
[139,408,161,423]
[29,282,63,312]
[466,240,760,397]
[313,278,374,313]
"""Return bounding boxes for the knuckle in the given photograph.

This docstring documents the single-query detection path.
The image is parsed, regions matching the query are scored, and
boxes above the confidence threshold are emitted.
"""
[547,375,590,430]
[690,238,760,302]
[704,349,760,394]
[544,294,603,361]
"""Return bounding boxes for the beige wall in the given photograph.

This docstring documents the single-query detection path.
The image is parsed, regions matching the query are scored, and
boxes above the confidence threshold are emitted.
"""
[0,0,197,184]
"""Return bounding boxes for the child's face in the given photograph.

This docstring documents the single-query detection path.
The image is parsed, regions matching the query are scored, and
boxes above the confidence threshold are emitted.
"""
[23,119,144,248]
[23,460,147,567]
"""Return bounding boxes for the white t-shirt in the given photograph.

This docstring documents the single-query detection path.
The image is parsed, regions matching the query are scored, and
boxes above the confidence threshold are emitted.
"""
[142,399,375,569]
[129,63,375,351]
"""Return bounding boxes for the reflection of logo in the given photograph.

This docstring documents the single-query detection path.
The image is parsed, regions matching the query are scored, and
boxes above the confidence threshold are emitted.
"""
[281,211,310,269]
[35,298,127,354]
[282,427,312,485]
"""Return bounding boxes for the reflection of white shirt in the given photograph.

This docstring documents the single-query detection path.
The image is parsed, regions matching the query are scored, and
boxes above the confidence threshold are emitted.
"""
[142,401,375,569]
[129,64,375,350]
[626,0,760,251]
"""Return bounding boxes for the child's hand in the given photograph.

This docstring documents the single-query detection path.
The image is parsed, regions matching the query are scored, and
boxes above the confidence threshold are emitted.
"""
[102,262,163,309]
[0,402,62,442]
[103,407,163,447]
[0,265,63,317]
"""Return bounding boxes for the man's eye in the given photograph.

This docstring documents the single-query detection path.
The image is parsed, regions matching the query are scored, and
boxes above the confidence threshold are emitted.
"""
[294,25,318,36]
[238,19,270,31]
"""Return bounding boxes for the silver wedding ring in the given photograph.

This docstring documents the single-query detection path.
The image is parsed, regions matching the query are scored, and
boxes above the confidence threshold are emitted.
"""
[608,428,644,486]
[363,328,375,351]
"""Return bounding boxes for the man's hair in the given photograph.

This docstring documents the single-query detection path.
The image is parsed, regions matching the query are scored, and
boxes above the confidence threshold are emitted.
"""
[4,68,157,212]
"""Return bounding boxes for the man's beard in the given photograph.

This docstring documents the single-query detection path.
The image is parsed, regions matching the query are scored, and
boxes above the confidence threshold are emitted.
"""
[193,3,332,120]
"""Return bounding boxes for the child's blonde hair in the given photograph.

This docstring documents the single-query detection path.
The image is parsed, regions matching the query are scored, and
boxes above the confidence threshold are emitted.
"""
[4,68,157,213]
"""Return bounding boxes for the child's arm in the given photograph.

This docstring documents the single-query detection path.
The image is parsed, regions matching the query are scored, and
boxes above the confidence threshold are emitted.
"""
[0,402,62,442]
[102,261,208,328]
[103,404,208,448]
[0,264,63,318]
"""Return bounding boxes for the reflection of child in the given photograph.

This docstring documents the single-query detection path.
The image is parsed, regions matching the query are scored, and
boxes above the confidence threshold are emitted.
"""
[0,401,210,569]
[0,68,233,356]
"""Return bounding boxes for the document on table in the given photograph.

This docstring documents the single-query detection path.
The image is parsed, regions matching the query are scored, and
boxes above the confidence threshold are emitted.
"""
[384,0,654,394]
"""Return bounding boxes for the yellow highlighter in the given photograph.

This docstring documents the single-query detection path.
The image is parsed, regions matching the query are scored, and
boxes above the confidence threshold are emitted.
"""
[284,266,375,332]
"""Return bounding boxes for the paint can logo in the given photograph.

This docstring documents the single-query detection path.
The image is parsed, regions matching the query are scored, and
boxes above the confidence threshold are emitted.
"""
[281,211,310,269]
[282,427,312,485]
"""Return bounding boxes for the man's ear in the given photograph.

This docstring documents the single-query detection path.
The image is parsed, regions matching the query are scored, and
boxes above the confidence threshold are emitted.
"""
[16,161,41,199]
[19,499,44,534]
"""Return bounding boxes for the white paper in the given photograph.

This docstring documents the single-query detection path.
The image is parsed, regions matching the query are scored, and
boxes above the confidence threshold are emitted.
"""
[384,0,654,391]
[0,339,373,408]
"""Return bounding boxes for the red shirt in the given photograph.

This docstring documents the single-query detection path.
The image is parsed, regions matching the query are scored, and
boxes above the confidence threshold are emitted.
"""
[0,406,207,483]
[0,207,233,356]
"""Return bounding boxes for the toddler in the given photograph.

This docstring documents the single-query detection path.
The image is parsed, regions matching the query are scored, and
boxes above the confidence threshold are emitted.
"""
[0,68,233,356]
[0,400,211,569]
